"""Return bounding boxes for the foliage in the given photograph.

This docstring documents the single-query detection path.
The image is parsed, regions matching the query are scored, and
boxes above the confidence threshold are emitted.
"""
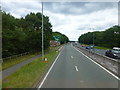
[78,25,120,48]
[52,32,69,44]
[2,11,69,58]
[2,11,53,58]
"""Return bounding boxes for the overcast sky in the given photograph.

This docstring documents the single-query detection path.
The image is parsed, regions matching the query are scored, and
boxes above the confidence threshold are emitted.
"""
[2,0,119,41]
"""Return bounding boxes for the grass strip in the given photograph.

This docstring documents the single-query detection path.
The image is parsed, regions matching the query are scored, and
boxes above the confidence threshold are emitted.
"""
[3,47,60,88]
[94,46,110,50]
[2,52,41,70]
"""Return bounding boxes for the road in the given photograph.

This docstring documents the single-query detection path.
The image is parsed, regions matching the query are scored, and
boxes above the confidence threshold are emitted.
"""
[76,43,120,60]
[39,44,118,88]
[76,43,107,55]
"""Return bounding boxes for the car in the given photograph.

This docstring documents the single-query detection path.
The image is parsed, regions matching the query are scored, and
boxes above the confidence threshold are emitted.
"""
[74,43,77,45]
[113,47,120,50]
[86,46,92,49]
[90,45,94,48]
[82,45,86,47]
[105,49,120,59]
[86,46,94,49]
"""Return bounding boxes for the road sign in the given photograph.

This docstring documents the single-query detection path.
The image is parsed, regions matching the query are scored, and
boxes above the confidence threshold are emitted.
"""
[53,36,61,42]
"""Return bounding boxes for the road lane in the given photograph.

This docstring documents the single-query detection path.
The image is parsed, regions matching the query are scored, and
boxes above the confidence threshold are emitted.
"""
[76,43,120,60]
[39,44,118,88]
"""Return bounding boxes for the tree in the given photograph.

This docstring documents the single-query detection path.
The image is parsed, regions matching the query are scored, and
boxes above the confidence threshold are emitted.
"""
[2,11,54,58]
[52,32,69,44]
[78,25,120,48]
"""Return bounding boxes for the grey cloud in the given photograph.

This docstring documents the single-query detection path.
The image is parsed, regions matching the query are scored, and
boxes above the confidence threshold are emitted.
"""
[43,2,117,15]
[2,1,41,18]
[77,26,89,30]
[77,22,117,31]
[2,1,117,17]
[2,1,41,13]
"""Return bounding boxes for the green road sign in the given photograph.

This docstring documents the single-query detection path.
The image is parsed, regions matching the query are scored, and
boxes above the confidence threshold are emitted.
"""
[53,36,61,42]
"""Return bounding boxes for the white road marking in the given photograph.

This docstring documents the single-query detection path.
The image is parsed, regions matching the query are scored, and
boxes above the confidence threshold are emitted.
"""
[75,66,79,71]
[38,46,64,89]
[71,56,73,59]
[71,45,120,80]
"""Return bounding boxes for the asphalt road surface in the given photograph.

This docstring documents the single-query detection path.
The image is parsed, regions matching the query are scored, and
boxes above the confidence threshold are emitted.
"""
[76,43,107,55]
[76,43,120,60]
[39,44,119,88]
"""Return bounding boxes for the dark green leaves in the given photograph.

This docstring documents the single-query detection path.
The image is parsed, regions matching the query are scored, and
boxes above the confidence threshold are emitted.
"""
[2,11,53,58]
[78,25,120,48]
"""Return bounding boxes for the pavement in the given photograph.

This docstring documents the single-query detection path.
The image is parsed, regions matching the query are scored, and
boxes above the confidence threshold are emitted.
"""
[39,44,118,88]
[2,54,42,79]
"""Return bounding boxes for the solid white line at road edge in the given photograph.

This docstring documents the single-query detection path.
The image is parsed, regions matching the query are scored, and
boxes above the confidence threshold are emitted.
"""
[71,45,120,80]
[75,66,79,71]
[38,46,64,89]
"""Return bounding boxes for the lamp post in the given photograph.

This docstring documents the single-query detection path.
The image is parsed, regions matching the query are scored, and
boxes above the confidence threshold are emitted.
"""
[93,28,94,46]
[90,28,94,46]
[42,2,44,60]
[83,36,84,44]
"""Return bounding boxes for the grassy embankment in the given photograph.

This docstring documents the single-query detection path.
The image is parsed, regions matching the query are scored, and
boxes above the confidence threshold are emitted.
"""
[3,46,61,88]
[94,46,110,50]
[2,52,41,70]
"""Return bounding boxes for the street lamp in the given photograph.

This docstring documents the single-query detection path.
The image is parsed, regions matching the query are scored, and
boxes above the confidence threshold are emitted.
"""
[83,36,84,44]
[93,28,94,46]
[42,2,44,60]
[90,28,95,46]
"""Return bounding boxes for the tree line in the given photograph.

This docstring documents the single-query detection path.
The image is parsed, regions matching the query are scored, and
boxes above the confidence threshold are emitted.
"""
[52,32,69,44]
[2,11,69,58]
[78,25,120,48]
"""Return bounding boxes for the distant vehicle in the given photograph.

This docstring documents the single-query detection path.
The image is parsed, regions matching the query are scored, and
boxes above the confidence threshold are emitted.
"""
[82,45,86,47]
[74,42,77,45]
[75,41,78,44]
[86,46,93,49]
[105,49,120,59]
[90,45,94,48]
[113,47,120,50]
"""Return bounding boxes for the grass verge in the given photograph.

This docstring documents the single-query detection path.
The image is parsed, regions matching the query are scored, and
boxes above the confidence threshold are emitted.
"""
[2,52,41,70]
[3,46,60,88]
[94,46,110,50]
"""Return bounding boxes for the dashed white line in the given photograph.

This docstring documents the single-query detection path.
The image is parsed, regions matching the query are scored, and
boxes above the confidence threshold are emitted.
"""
[75,66,79,71]
[71,56,73,59]
[72,45,120,80]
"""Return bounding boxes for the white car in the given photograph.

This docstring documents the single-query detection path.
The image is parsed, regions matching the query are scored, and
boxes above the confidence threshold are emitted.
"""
[113,47,120,51]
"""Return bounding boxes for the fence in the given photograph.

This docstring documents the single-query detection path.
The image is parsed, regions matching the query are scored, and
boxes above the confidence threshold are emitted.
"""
[2,51,34,61]
[2,47,54,62]
[73,44,120,77]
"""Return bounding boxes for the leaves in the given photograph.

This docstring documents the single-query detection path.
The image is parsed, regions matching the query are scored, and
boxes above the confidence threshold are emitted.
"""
[78,25,120,48]
[2,11,53,58]
[52,32,69,44]
[2,10,69,58]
